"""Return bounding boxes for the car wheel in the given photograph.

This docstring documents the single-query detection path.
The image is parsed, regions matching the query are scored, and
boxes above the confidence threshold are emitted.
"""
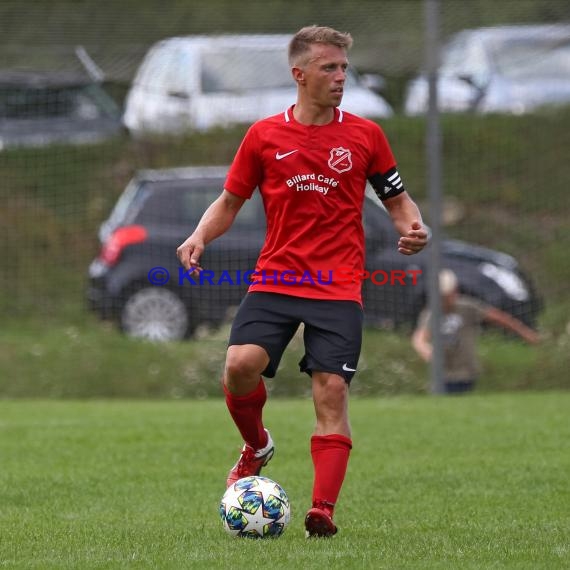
[120,287,193,342]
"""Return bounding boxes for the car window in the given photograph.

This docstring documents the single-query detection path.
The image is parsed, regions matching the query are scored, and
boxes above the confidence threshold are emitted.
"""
[200,45,358,94]
[136,46,175,89]
[490,37,570,79]
[441,34,490,83]
[132,180,262,228]
[103,179,141,229]
[201,46,291,93]
[179,186,261,228]
[232,193,262,227]
[441,34,470,73]
[169,48,195,93]
[362,191,397,248]
[0,84,102,119]
[132,182,216,225]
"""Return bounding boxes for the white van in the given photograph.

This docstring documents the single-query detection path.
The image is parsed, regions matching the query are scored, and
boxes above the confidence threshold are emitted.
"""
[404,24,570,115]
[123,34,393,135]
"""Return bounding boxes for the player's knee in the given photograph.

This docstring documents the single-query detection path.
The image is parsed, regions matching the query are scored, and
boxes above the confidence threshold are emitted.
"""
[314,373,348,407]
[225,360,255,383]
[326,380,349,409]
[225,346,267,382]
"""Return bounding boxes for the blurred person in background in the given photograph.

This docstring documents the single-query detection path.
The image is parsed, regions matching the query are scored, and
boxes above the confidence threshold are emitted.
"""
[412,269,540,394]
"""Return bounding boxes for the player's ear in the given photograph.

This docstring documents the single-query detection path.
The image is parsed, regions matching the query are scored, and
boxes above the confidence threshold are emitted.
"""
[292,66,305,85]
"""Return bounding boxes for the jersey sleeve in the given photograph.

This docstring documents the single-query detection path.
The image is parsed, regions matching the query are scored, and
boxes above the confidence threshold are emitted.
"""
[366,123,406,201]
[224,125,263,199]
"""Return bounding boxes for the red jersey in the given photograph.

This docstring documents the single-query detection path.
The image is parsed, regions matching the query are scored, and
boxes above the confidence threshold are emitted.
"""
[224,106,401,303]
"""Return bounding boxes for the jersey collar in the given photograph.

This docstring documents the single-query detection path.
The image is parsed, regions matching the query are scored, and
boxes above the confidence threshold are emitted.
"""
[283,105,343,124]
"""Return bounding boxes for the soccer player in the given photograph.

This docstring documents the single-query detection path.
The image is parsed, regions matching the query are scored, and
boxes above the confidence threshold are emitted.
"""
[177,25,429,537]
[412,269,540,393]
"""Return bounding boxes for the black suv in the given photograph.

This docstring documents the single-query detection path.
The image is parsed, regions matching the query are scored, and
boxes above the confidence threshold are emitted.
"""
[87,166,542,341]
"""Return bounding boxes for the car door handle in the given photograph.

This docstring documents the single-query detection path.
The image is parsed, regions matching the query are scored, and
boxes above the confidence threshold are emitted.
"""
[167,90,190,100]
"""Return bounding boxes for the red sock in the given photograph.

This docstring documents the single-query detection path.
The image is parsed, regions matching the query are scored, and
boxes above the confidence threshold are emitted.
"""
[224,379,268,450]
[311,434,352,517]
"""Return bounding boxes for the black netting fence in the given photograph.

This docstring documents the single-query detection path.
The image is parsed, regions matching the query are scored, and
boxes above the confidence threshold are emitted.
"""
[1,0,569,395]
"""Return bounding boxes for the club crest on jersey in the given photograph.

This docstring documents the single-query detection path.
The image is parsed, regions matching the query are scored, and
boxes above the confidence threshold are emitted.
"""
[328,147,352,174]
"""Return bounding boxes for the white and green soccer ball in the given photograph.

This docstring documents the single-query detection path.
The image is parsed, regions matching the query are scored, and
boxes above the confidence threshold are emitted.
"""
[219,476,291,538]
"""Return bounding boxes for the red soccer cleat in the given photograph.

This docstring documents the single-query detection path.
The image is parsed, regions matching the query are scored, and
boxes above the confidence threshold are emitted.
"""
[226,429,274,488]
[305,502,338,538]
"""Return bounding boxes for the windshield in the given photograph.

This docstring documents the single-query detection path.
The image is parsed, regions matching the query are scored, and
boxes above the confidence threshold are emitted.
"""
[441,34,489,80]
[491,36,570,79]
[200,46,357,93]
[0,85,103,119]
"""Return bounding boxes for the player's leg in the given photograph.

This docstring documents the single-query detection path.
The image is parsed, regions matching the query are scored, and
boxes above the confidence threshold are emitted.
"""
[224,343,275,486]
[224,343,271,448]
[311,371,351,436]
[305,372,351,536]
[225,293,299,486]
[299,299,363,536]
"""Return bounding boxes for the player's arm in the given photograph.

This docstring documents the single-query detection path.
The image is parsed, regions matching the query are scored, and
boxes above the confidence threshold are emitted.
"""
[177,189,246,272]
[368,162,428,255]
[482,306,540,344]
[382,191,429,255]
[411,322,433,362]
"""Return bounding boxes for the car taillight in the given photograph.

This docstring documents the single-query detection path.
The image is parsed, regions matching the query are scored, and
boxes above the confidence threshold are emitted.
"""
[98,225,148,266]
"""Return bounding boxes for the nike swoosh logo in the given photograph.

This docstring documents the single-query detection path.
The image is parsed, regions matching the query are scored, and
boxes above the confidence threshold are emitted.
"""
[275,149,298,160]
[342,363,357,372]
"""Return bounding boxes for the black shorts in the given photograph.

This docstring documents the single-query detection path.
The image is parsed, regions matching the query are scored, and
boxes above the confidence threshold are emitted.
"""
[228,292,363,383]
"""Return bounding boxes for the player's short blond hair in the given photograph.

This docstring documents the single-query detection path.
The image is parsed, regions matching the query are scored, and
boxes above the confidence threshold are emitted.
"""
[439,269,459,295]
[288,25,353,66]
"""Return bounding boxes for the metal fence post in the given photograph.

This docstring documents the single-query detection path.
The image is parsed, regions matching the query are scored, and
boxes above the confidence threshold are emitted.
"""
[425,0,445,394]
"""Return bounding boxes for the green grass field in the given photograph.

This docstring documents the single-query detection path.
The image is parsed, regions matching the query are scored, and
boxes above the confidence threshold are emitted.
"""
[1,394,569,569]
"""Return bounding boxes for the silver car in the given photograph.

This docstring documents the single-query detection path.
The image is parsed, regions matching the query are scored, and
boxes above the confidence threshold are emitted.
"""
[0,70,122,150]
[123,34,393,135]
[404,24,570,115]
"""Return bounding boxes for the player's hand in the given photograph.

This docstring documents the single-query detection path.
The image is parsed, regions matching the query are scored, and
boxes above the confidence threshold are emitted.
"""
[398,221,429,255]
[176,236,204,272]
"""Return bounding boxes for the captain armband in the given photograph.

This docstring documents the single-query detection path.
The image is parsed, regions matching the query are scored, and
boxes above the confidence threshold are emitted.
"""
[369,167,406,201]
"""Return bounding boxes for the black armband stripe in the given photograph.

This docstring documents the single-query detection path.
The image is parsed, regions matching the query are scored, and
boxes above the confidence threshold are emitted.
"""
[369,167,406,201]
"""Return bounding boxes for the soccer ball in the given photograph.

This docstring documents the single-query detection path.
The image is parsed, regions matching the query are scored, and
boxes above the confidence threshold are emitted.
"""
[219,476,291,538]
